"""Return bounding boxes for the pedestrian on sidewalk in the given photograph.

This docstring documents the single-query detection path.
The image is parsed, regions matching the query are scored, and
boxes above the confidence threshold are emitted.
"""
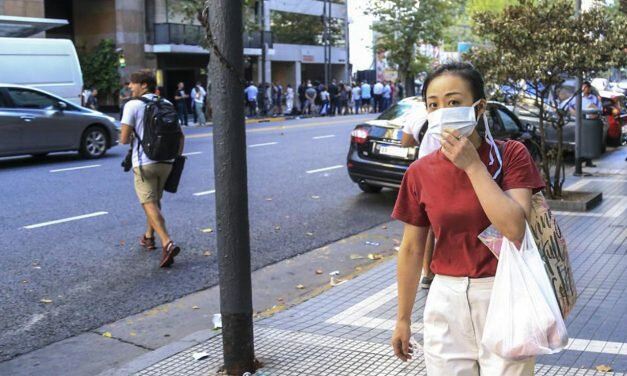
[391,62,544,375]
[86,88,99,110]
[245,82,258,116]
[285,84,294,115]
[119,70,185,268]
[361,81,372,113]
[304,82,317,115]
[298,81,307,113]
[352,82,361,114]
[119,82,131,119]
[339,83,350,115]
[319,86,330,116]
[192,81,206,126]
[174,82,189,126]
[328,79,339,116]
[382,81,392,111]
[373,80,384,112]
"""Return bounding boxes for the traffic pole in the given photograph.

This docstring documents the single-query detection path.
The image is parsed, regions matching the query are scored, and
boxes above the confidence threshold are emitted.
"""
[574,0,584,175]
[206,0,256,374]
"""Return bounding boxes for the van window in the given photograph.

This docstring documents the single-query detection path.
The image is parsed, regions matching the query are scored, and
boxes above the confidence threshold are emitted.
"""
[0,93,11,108]
[7,89,56,110]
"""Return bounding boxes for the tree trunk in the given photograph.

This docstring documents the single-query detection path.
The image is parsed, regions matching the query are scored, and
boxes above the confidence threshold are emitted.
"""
[537,95,553,198]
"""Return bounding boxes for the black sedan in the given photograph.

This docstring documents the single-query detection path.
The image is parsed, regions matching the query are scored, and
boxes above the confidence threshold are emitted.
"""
[347,97,538,193]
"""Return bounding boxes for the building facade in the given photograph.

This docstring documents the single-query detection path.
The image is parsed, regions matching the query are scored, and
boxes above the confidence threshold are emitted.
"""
[1,0,350,103]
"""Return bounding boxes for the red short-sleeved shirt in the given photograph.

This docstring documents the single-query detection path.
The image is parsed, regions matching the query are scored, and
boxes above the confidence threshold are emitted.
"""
[391,140,545,278]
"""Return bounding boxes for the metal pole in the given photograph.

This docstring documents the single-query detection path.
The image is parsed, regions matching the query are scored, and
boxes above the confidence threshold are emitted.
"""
[260,0,266,115]
[344,1,350,83]
[207,0,256,374]
[323,0,328,86]
[574,0,584,175]
[328,0,332,84]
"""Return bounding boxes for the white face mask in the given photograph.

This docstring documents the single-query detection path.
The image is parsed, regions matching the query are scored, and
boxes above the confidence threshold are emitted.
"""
[418,100,502,179]
[425,100,481,137]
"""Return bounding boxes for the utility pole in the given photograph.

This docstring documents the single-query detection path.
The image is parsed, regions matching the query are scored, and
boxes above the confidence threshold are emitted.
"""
[260,0,267,116]
[328,0,332,84]
[323,0,329,86]
[207,1,256,374]
[574,0,584,176]
[344,1,350,83]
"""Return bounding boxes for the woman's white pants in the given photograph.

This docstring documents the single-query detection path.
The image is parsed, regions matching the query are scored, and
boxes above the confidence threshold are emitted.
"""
[423,274,536,376]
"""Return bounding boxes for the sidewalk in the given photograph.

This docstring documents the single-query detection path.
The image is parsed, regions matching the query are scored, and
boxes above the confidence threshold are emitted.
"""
[98,147,627,375]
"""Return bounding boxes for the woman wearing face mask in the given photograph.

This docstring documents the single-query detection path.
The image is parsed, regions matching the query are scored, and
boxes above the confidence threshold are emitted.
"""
[391,62,545,375]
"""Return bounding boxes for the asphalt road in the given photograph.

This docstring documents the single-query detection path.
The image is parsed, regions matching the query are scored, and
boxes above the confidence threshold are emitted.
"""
[0,113,402,362]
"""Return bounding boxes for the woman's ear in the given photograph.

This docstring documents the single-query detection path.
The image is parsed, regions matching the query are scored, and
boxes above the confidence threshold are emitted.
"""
[475,99,488,118]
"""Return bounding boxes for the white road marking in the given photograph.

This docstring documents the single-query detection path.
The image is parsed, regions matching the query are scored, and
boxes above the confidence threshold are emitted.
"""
[23,211,108,229]
[326,282,627,355]
[50,164,100,173]
[193,190,216,196]
[313,134,336,139]
[306,165,343,174]
[182,151,203,156]
[248,142,278,148]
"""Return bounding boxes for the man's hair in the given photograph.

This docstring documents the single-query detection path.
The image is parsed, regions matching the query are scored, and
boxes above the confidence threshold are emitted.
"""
[130,70,156,93]
[583,81,592,87]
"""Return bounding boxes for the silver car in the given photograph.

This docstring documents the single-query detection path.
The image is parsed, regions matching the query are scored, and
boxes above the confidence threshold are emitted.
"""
[0,84,119,159]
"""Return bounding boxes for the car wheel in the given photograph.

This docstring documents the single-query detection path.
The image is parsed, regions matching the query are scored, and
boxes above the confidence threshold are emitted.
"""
[80,126,108,159]
[358,180,383,193]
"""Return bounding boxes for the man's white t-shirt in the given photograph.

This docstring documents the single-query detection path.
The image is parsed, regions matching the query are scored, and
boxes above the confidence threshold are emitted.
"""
[352,87,361,100]
[122,93,174,168]
[373,82,384,95]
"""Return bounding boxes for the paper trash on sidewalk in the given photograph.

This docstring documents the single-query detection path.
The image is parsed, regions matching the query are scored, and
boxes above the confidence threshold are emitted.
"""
[368,253,383,260]
[365,241,380,246]
[212,314,222,330]
[596,365,612,372]
[192,351,209,361]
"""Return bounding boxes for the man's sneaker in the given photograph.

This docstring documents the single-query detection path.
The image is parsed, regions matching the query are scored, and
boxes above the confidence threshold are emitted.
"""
[140,235,156,250]
[420,276,434,289]
[160,241,180,268]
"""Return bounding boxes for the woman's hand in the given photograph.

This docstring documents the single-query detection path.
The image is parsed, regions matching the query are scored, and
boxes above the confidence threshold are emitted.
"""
[440,129,483,174]
[391,319,414,362]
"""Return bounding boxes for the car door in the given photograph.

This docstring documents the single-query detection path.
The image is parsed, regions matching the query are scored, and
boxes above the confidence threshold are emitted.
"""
[6,88,74,152]
[495,106,523,140]
[0,89,23,154]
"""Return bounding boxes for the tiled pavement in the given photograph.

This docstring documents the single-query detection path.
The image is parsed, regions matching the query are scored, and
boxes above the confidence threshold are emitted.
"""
[105,149,627,376]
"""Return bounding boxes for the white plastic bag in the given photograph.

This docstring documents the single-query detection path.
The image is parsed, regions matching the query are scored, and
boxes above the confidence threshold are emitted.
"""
[482,223,568,360]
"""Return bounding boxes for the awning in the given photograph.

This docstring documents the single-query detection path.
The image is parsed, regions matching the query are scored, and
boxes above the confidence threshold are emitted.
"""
[0,15,68,37]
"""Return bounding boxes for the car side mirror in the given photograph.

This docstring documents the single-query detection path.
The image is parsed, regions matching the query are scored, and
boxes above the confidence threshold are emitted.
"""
[56,101,67,111]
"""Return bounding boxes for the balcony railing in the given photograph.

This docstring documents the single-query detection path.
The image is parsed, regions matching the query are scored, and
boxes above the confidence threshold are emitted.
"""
[151,23,273,49]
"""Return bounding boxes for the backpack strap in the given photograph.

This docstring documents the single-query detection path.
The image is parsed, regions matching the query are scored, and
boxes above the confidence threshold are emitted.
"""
[129,95,157,182]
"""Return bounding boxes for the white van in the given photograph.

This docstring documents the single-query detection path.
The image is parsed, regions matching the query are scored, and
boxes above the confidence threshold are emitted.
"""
[0,37,83,105]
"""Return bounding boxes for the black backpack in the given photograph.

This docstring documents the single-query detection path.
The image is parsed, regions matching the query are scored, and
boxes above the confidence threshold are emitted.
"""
[134,96,182,161]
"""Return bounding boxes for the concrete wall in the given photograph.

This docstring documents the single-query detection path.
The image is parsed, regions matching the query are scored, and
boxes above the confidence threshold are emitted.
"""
[73,0,116,49]
[273,43,347,64]
[2,0,45,17]
[115,0,147,74]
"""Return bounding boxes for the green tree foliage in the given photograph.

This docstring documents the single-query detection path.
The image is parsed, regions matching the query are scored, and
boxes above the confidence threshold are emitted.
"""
[365,0,461,96]
[271,11,344,46]
[77,39,120,103]
[467,0,627,198]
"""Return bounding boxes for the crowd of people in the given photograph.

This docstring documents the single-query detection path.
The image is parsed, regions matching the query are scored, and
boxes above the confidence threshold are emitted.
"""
[244,78,406,118]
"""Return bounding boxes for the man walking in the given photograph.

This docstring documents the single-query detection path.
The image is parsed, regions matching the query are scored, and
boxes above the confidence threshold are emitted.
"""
[298,81,307,113]
[174,82,189,126]
[86,88,99,110]
[119,70,184,268]
[361,81,372,113]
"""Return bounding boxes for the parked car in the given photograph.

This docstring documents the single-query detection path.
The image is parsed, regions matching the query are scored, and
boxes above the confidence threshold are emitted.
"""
[0,84,119,159]
[346,97,537,193]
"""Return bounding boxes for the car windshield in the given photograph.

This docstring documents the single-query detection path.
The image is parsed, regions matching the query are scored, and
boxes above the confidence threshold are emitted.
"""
[376,103,419,121]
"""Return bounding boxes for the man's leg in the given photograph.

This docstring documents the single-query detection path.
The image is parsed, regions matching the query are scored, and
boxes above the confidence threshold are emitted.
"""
[142,201,171,247]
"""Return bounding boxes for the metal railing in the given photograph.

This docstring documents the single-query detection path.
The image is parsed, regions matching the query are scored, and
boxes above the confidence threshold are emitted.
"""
[151,23,273,49]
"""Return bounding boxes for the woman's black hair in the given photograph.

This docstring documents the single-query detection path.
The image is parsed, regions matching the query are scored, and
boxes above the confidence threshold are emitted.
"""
[421,62,486,103]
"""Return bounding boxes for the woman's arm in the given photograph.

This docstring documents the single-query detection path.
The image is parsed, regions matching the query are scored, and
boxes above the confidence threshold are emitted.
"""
[397,223,428,320]
[392,224,428,361]
[441,129,532,242]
